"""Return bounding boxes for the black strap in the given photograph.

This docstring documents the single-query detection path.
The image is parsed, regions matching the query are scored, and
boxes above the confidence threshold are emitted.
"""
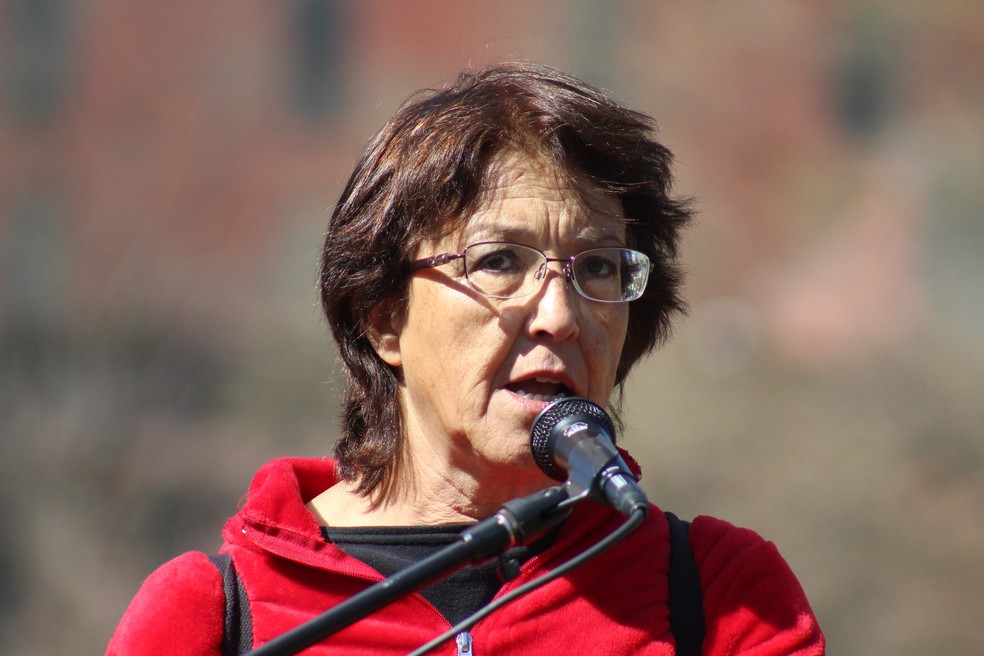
[665,511,706,656]
[208,553,254,656]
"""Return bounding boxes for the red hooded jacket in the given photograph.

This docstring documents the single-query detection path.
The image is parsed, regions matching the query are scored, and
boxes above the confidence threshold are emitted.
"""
[107,457,824,655]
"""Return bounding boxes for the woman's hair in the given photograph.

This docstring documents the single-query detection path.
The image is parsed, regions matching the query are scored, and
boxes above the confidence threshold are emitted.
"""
[320,61,693,496]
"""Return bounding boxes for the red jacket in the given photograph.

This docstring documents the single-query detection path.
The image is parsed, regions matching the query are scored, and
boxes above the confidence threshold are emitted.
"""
[107,458,824,655]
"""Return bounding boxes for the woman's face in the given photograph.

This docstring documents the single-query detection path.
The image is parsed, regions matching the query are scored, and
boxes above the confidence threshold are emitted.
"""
[372,153,630,496]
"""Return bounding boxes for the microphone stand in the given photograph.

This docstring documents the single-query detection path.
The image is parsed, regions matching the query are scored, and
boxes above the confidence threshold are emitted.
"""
[245,484,572,656]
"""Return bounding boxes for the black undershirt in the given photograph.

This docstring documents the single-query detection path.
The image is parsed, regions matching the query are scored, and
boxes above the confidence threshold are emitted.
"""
[323,524,555,626]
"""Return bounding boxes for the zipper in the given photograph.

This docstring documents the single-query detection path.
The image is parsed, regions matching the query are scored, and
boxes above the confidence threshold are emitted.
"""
[455,631,473,655]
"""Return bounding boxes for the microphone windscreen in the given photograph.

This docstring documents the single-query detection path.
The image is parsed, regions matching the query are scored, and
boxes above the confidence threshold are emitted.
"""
[530,397,617,481]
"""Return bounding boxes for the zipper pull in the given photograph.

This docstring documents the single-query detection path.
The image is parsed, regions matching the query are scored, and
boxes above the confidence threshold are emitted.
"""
[456,631,473,655]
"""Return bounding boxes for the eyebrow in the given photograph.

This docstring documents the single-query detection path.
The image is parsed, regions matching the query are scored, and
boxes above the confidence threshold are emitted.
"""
[465,221,626,248]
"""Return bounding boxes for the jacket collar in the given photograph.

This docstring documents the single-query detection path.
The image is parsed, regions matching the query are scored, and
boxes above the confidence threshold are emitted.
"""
[223,455,644,571]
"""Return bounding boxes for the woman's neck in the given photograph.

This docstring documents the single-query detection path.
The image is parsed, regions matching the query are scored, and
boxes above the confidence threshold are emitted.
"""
[307,452,551,527]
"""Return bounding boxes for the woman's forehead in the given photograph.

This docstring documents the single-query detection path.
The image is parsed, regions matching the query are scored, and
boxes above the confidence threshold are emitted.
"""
[465,153,625,239]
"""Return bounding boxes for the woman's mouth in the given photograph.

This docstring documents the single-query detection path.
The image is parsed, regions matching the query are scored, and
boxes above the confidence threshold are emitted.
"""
[505,377,575,403]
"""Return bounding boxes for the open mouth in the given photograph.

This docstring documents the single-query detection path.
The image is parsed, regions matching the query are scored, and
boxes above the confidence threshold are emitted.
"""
[506,376,575,403]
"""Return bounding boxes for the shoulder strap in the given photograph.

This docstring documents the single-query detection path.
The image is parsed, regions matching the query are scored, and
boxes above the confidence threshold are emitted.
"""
[665,511,706,656]
[208,553,254,656]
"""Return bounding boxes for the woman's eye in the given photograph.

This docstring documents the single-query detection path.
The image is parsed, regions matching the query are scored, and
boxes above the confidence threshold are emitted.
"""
[474,249,520,273]
[579,255,618,279]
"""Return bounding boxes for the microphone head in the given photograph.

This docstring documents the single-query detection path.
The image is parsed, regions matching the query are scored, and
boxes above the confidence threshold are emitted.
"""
[530,397,617,481]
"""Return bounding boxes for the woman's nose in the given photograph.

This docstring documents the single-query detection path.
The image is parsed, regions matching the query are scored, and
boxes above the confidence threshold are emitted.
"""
[527,265,580,342]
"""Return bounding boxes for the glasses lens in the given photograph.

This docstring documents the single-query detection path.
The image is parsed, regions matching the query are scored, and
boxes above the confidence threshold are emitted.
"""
[463,242,650,302]
[463,242,543,299]
[572,248,650,302]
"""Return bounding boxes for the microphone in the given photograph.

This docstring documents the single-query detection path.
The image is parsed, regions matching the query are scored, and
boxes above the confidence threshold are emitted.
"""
[531,397,649,517]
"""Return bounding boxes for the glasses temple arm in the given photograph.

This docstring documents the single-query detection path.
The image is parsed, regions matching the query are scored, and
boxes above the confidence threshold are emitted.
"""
[408,252,462,272]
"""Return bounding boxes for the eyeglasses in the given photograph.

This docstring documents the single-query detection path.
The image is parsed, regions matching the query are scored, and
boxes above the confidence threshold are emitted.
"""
[408,241,650,303]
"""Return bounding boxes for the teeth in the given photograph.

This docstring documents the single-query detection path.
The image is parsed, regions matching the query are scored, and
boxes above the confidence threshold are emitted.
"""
[534,376,559,384]
[514,390,570,402]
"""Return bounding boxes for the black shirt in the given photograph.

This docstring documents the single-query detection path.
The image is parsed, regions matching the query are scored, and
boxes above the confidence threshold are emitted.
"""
[323,524,552,625]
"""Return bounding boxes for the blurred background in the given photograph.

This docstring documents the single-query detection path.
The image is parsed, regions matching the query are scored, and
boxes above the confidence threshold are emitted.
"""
[2,1,982,653]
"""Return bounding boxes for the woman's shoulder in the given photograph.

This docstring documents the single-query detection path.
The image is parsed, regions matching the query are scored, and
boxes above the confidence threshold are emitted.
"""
[687,515,825,654]
[689,514,774,555]
[688,515,802,584]
[106,551,225,655]
[688,514,807,599]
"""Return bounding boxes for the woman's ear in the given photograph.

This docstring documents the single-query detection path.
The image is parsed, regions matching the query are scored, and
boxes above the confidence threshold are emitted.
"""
[365,297,404,367]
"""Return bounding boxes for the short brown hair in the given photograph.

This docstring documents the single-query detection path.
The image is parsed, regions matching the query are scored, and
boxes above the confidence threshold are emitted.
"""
[320,61,693,496]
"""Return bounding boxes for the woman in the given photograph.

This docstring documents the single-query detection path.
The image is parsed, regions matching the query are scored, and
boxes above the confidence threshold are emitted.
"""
[108,62,824,655]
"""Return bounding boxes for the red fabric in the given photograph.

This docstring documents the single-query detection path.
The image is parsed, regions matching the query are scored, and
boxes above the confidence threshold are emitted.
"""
[107,457,824,655]
[106,551,225,655]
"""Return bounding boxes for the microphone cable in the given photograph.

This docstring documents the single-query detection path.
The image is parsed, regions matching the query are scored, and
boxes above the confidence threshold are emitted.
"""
[406,505,648,656]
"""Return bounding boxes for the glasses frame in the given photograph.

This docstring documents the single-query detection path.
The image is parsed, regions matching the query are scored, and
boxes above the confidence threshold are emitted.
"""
[407,241,650,303]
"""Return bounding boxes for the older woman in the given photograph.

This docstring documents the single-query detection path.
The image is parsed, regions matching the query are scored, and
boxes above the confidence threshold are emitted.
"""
[108,62,824,655]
